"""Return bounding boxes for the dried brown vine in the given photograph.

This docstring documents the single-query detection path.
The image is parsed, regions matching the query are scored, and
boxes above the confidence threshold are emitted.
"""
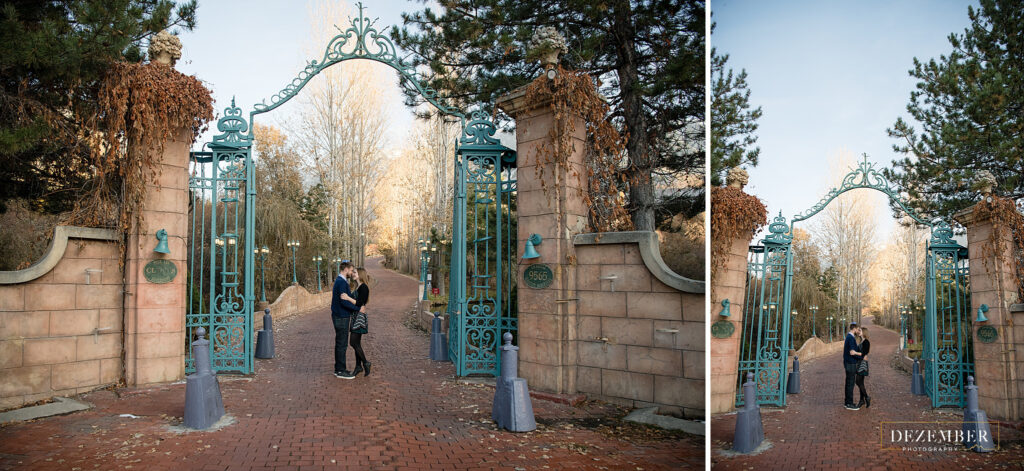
[973,195,1024,302]
[710,186,768,298]
[522,66,631,232]
[66,61,213,233]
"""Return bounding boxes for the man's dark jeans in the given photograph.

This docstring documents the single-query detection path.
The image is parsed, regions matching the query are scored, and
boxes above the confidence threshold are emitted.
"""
[844,361,858,406]
[333,315,351,372]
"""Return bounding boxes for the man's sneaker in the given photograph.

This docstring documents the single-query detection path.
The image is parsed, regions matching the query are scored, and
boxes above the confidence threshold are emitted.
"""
[844,403,860,410]
[335,370,356,379]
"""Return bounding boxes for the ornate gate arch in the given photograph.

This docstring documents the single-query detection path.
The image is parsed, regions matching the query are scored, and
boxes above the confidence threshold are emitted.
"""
[186,2,516,376]
[736,157,973,407]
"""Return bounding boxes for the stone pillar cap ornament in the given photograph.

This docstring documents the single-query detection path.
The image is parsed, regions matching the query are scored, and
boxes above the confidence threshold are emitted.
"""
[726,167,749,189]
[149,30,182,67]
[975,170,996,196]
[528,26,568,70]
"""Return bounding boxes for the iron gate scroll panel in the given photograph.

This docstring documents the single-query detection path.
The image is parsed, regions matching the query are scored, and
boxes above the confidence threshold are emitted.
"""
[186,102,254,375]
[736,240,792,406]
[451,112,517,376]
[924,223,972,407]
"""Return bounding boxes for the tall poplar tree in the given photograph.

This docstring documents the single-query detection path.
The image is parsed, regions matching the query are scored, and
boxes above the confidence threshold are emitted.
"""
[392,0,705,229]
[885,0,1024,220]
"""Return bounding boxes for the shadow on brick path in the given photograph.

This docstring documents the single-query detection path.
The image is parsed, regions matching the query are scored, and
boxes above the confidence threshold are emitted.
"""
[710,315,1024,470]
[0,257,702,470]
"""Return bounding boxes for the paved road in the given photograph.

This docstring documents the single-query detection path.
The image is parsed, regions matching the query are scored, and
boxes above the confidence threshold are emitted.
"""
[711,315,1024,470]
[0,257,701,470]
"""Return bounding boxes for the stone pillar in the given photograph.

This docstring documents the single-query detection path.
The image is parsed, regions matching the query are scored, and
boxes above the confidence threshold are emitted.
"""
[123,129,191,386]
[496,87,589,394]
[710,235,750,414]
[956,203,1023,421]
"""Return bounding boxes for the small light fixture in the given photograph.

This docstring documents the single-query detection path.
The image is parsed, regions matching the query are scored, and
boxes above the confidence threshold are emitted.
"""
[153,229,170,254]
[719,299,731,317]
[522,234,542,259]
[977,304,989,322]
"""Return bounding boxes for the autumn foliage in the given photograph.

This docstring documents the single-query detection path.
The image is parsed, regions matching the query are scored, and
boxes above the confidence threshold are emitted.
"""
[68,61,213,232]
[710,186,767,290]
[523,66,631,233]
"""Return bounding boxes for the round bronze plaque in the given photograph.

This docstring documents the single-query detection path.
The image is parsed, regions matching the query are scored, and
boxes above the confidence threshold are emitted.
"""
[977,325,998,343]
[711,319,735,338]
[523,264,554,289]
[144,259,177,284]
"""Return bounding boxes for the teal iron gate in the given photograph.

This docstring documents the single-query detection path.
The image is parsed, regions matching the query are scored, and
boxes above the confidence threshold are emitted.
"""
[922,221,973,407]
[447,112,518,376]
[736,157,973,407]
[736,216,793,406]
[184,2,516,377]
[186,101,255,374]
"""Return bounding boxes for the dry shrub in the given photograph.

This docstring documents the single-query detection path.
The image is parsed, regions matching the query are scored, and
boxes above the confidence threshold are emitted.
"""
[974,195,1024,302]
[67,61,213,233]
[0,200,64,271]
[710,186,767,297]
[657,211,705,280]
[523,66,631,232]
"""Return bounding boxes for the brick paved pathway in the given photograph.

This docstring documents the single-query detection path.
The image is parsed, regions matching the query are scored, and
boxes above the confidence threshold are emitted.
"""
[710,315,1024,470]
[0,258,702,470]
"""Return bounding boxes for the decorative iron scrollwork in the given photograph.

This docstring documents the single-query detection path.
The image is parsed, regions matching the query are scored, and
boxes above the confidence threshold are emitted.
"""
[251,2,463,120]
[791,155,930,226]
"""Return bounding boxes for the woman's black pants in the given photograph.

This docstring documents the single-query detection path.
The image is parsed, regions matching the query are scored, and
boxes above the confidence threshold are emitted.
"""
[856,370,868,401]
[351,332,367,367]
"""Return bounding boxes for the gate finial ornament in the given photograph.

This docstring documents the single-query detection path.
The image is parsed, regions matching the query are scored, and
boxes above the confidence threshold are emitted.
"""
[764,211,792,244]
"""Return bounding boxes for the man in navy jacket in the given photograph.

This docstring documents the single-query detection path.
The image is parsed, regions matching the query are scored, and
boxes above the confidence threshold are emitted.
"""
[843,322,864,409]
[332,262,359,379]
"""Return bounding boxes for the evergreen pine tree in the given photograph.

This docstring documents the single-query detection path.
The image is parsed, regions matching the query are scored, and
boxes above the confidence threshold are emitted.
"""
[0,0,197,213]
[392,0,705,229]
[710,48,762,187]
[885,0,1024,219]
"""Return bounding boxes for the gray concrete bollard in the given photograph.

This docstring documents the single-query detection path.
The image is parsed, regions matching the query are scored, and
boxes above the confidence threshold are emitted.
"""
[786,356,800,394]
[732,372,764,453]
[255,308,275,359]
[962,376,995,452]
[429,312,449,362]
[491,332,536,432]
[911,359,925,395]
[184,327,225,429]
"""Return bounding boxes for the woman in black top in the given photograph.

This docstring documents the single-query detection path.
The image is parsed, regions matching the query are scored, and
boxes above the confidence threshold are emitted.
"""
[350,267,372,376]
[856,327,871,407]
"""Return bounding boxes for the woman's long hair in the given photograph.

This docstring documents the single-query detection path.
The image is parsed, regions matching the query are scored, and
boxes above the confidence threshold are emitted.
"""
[858,327,869,345]
[351,267,375,293]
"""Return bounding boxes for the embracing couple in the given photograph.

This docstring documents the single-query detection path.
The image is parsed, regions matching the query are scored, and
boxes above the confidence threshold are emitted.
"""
[843,321,871,410]
[331,262,373,379]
